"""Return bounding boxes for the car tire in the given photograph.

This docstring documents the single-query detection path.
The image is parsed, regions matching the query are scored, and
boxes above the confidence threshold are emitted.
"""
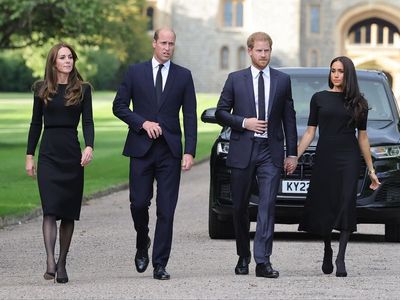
[385,224,400,242]
[208,195,235,239]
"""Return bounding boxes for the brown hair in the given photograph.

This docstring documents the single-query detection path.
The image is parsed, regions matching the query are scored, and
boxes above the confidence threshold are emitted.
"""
[33,43,86,106]
[153,28,176,41]
[247,32,273,49]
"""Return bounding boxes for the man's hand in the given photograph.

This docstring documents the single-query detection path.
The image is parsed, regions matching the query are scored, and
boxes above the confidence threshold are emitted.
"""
[142,121,162,139]
[181,154,194,171]
[244,118,267,133]
[284,157,298,175]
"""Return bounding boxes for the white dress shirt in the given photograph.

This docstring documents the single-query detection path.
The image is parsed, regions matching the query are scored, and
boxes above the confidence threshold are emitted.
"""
[152,57,170,91]
[251,65,270,138]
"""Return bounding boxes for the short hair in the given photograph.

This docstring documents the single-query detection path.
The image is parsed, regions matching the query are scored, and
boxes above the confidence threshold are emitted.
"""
[153,28,176,41]
[247,32,273,49]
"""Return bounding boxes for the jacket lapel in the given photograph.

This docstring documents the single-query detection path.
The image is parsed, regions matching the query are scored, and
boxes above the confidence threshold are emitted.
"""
[268,68,278,117]
[144,60,157,105]
[243,67,257,117]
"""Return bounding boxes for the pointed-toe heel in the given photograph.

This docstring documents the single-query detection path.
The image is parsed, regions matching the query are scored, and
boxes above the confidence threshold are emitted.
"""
[322,248,333,274]
[335,259,347,277]
[43,272,55,280]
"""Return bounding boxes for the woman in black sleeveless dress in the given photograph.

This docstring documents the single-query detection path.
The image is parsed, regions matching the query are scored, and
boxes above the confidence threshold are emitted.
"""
[25,43,94,283]
[297,56,380,277]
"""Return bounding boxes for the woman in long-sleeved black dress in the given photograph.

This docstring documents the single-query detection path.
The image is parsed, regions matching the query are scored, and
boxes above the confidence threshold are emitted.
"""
[297,56,380,277]
[25,43,94,284]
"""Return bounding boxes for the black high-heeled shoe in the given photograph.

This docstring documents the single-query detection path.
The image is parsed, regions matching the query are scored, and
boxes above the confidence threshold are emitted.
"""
[335,259,347,277]
[322,248,333,274]
[43,272,55,280]
[55,263,69,283]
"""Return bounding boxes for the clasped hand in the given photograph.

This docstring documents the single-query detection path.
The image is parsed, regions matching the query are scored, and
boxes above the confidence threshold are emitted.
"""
[143,121,163,139]
[284,157,298,175]
[244,118,267,134]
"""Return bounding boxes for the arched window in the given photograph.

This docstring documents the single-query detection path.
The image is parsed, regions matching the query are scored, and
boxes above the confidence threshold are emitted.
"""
[221,46,229,70]
[238,46,246,69]
[348,18,399,45]
[146,7,154,31]
[222,0,244,28]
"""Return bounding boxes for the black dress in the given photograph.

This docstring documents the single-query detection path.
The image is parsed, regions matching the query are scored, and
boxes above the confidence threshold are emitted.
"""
[298,90,367,236]
[27,84,94,220]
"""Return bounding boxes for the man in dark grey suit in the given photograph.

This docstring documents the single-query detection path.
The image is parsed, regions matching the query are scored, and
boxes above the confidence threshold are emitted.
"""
[216,32,298,278]
[113,28,197,280]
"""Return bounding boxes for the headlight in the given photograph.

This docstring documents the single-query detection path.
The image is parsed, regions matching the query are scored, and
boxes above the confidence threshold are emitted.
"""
[217,142,229,154]
[370,145,400,159]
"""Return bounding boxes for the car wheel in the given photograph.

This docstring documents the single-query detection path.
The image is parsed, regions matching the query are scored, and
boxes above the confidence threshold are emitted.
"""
[385,224,400,242]
[209,206,235,239]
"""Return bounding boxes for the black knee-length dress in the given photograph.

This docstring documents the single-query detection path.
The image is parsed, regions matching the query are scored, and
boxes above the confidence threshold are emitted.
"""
[298,90,367,236]
[26,83,94,220]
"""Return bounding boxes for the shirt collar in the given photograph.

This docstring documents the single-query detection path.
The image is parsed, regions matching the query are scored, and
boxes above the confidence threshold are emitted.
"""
[152,57,171,70]
[250,65,270,79]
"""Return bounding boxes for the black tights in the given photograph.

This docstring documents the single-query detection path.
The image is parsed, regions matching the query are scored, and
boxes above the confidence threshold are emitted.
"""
[42,215,75,277]
[323,230,350,260]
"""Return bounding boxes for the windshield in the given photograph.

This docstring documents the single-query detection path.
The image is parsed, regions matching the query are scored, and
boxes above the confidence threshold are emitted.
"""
[291,75,393,121]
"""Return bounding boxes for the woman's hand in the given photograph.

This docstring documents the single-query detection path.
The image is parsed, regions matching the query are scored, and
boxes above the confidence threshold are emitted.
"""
[369,172,381,190]
[25,155,36,178]
[81,146,93,167]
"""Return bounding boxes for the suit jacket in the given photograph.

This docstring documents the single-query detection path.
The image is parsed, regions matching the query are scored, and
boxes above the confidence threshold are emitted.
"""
[113,60,197,159]
[215,67,297,169]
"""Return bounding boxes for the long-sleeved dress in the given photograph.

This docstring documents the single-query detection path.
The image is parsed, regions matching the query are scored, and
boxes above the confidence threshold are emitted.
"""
[26,83,94,220]
[298,90,367,236]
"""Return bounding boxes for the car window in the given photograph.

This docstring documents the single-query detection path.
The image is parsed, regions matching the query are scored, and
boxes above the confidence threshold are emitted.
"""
[359,79,392,120]
[290,75,393,121]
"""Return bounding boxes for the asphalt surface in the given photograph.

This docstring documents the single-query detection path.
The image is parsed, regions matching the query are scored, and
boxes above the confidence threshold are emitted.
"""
[1,161,400,299]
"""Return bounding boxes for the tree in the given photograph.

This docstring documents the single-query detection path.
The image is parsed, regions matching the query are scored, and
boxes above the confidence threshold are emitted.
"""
[0,0,149,51]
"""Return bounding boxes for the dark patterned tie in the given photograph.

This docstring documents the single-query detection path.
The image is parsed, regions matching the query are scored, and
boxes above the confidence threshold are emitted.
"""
[155,64,164,106]
[258,71,266,121]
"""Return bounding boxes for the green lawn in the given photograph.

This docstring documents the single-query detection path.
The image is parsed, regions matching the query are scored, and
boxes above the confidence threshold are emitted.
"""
[0,92,221,218]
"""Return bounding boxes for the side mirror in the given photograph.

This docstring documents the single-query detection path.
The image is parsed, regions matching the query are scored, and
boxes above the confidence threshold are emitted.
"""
[201,107,218,124]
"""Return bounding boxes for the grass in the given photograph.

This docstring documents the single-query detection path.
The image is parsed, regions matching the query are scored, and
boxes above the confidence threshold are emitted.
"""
[0,92,221,218]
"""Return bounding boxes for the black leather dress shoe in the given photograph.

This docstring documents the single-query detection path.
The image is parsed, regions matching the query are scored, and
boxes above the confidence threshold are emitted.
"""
[255,263,279,278]
[135,237,151,273]
[153,265,170,280]
[235,256,251,275]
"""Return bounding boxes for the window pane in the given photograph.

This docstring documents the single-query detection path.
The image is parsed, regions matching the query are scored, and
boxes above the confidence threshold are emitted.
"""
[238,47,246,69]
[224,1,233,27]
[221,47,229,69]
[310,6,320,33]
[236,2,243,27]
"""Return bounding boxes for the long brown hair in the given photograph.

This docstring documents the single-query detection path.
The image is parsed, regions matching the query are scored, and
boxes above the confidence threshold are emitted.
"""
[33,43,85,106]
[328,56,368,127]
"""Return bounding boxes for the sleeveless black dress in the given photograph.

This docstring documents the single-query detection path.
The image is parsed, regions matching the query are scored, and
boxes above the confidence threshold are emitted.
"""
[26,84,94,220]
[298,90,367,236]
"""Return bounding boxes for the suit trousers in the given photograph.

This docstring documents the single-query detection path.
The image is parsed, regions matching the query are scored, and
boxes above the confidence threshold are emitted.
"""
[129,137,181,267]
[230,138,281,264]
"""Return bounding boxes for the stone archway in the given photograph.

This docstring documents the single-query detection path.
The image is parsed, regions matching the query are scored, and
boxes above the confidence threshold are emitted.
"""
[335,3,400,100]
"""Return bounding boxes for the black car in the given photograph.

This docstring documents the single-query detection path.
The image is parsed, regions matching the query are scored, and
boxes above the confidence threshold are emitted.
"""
[202,67,400,242]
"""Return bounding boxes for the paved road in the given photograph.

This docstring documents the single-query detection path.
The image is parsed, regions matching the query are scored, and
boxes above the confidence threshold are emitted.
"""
[1,161,400,299]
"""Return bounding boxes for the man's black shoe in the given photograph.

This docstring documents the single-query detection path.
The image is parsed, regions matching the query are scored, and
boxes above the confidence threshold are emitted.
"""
[153,265,170,280]
[255,262,279,278]
[235,256,251,275]
[134,237,151,273]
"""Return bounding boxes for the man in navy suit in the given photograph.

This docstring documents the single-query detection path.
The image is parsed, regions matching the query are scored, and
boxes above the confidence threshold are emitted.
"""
[113,28,197,280]
[216,32,297,278]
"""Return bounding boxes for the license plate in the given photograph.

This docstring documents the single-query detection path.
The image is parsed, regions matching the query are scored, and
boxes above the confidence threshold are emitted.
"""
[281,180,310,194]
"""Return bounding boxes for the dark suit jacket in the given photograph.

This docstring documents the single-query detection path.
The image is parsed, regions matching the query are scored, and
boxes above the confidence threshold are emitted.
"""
[113,60,197,159]
[216,67,297,169]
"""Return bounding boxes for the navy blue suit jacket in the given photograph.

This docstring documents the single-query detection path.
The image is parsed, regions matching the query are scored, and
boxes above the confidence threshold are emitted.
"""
[216,67,297,169]
[113,60,197,159]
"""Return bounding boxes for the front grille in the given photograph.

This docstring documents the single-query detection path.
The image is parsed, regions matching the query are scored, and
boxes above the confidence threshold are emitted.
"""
[375,179,400,202]
[283,150,367,180]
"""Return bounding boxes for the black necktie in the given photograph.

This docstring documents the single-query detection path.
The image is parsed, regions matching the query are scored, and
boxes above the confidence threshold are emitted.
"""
[258,71,266,121]
[155,64,164,106]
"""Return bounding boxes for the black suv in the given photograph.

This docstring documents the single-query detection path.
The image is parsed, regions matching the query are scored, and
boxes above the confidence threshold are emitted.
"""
[202,67,400,242]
